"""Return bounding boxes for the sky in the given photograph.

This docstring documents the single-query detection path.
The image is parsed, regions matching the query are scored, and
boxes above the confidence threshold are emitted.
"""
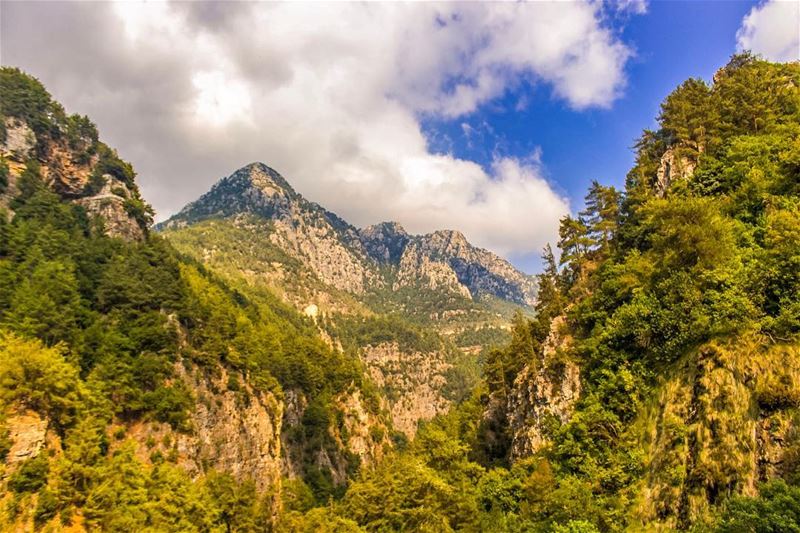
[1,1,798,273]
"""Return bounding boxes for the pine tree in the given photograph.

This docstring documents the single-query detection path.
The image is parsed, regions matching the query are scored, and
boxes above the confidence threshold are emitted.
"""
[580,181,621,253]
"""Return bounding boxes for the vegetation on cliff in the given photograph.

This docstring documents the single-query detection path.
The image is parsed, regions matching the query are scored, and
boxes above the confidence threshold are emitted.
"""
[1,51,799,532]
[0,68,384,530]
[284,53,800,531]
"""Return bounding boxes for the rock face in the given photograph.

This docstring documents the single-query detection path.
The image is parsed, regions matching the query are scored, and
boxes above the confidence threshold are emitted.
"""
[655,146,697,197]
[361,342,453,437]
[395,240,473,300]
[505,316,581,458]
[0,117,145,240]
[5,410,48,465]
[177,365,283,492]
[161,162,536,306]
[126,364,283,493]
[636,340,800,529]
[392,229,537,306]
[76,179,145,240]
[280,386,391,485]
[359,222,410,264]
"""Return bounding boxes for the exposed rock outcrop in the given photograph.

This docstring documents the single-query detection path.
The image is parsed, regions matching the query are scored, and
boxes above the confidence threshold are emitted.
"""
[76,178,144,240]
[361,342,452,437]
[0,116,145,239]
[360,222,410,263]
[127,364,283,493]
[636,340,800,528]
[280,386,391,486]
[655,146,697,197]
[5,410,48,465]
[395,241,473,300]
[506,316,581,458]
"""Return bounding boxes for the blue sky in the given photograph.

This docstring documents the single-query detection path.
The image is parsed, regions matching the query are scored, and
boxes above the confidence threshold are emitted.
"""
[433,1,761,200]
[423,0,761,269]
[4,1,798,273]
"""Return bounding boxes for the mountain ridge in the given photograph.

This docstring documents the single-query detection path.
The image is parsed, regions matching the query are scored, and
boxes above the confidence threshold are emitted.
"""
[160,161,537,307]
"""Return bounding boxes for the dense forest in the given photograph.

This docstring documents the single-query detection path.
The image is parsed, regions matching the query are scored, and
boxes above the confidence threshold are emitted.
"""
[1,53,799,532]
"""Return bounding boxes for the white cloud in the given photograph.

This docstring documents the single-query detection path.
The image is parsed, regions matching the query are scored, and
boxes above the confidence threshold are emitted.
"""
[1,1,640,268]
[737,0,800,62]
[613,0,648,15]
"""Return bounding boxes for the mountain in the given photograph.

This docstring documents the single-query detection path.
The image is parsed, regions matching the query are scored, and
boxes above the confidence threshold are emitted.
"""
[160,161,536,308]
[160,162,534,437]
[4,53,799,533]
[320,54,800,531]
[0,67,396,530]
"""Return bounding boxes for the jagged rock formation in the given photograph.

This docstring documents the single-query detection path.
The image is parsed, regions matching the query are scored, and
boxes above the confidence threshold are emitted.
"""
[359,222,410,263]
[655,146,697,197]
[125,364,283,492]
[392,229,537,306]
[361,342,452,437]
[0,117,146,240]
[4,410,48,466]
[280,386,391,485]
[506,316,581,458]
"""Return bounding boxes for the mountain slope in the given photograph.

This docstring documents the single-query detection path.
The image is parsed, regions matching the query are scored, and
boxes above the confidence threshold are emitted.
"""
[161,161,533,436]
[0,67,395,531]
[275,54,800,531]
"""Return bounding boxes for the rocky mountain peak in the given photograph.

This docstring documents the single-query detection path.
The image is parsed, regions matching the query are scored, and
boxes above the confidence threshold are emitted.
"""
[238,162,297,198]
[161,162,302,228]
[423,229,470,257]
[359,221,410,263]
[163,162,538,306]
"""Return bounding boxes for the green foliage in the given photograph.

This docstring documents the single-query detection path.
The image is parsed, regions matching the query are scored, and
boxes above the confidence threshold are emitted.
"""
[307,54,800,532]
[0,158,8,193]
[0,67,64,140]
[3,56,800,532]
[715,479,800,532]
[8,454,50,493]
[0,333,83,429]
[333,314,440,354]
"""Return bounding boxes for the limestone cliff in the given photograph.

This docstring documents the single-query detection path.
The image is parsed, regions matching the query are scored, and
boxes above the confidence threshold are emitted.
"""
[280,386,391,486]
[505,316,581,458]
[392,229,537,306]
[361,342,453,437]
[125,364,284,493]
[0,117,146,240]
[635,339,800,528]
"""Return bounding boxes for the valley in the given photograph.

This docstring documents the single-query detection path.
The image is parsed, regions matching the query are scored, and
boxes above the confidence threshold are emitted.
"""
[1,51,799,532]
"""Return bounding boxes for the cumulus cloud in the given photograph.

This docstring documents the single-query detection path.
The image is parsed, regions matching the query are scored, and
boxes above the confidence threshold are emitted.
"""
[1,1,639,268]
[737,0,800,62]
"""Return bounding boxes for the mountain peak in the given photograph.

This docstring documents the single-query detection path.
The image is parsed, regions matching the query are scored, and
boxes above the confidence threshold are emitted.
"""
[232,162,296,197]
[360,221,411,264]
[160,162,301,228]
[362,221,409,237]
[424,229,470,253]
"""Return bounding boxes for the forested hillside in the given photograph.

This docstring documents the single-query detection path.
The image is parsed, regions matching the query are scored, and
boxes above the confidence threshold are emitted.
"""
[0,67,393,531]
[1,52,799,533]
[160,162,520,437]
[283,53,799,531]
